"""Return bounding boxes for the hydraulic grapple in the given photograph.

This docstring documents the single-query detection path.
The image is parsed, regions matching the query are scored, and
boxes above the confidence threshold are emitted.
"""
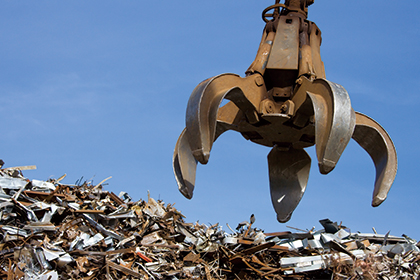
[173,0,397,222]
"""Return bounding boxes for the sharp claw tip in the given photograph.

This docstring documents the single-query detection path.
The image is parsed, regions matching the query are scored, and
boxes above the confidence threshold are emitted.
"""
[179,187,193,200]
[372,196,386,207]
[277,213,292,223]
[193,151,210,164]
[319,161,335,174]
[181,192,193,200]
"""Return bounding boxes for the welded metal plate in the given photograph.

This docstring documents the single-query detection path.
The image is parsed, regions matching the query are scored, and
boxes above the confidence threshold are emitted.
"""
[266,16,299,70]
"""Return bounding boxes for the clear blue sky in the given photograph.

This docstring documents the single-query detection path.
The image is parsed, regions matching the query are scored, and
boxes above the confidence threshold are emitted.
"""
[1,1,419,238]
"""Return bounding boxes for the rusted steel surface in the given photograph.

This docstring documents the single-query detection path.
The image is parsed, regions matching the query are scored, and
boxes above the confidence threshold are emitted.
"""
[173,0,397,222]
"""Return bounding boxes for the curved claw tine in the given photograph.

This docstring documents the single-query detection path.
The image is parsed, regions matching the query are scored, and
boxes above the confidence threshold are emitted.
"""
[173,128,197,199]
[352,112,397,207]
[186,73,263,164]
[305,79,355,174]
[268,147,311,223]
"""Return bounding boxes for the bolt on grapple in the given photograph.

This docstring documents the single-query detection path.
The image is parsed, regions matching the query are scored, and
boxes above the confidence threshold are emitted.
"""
[173,0,397,222]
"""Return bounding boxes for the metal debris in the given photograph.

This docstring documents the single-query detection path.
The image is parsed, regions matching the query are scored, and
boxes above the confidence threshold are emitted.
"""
[0,163,418,279]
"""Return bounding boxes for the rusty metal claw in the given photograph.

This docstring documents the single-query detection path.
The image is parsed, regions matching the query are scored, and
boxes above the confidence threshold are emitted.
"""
[173,129,197,199]
[268,147,311,223]
[185,74,265,164]
[173,0,397,222]
[352,112,397,207]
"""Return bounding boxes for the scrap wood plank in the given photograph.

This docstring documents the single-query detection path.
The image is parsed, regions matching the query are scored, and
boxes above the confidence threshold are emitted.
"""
[3,165,36,171]
[94,176,112,189]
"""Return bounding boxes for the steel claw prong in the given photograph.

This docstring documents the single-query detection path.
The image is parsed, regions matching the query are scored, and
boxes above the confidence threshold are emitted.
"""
[352,112,398,206]
[293,77,356,174]
[174,96,254,199]
[268,147,311,223]
[173,128,197,199]
[185,73,265,164]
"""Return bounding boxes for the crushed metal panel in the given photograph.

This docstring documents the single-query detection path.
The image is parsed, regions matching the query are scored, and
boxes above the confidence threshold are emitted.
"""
[0,176,28,190]
[31,179,55,191]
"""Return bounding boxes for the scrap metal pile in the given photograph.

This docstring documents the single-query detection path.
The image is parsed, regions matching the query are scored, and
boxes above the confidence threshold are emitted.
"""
[0,164,419,279]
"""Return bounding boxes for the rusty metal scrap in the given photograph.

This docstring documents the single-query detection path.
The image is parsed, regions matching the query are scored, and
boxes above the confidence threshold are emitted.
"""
[0,164,418,279]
